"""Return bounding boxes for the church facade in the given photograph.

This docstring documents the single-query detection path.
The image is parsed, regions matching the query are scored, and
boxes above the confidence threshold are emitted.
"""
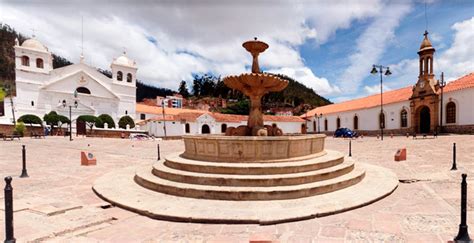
[304,32,474,135]
[0,37,137,125]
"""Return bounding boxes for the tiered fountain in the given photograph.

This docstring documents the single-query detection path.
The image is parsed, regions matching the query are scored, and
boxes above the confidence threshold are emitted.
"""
[93,39,398,224]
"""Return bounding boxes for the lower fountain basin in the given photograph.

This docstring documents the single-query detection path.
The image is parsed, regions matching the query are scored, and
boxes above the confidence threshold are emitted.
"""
[182,134,326,162]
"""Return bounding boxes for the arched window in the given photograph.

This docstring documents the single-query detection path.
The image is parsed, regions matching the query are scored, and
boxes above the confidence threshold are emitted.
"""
[313,120,316,131]
[117,71,123,81]
[185,123,190,133]
[76,87,91,94]
[353,115,359,130]
[446,102,456,124]
[379,112,385,129]
[201,124,210,134]
[221,123,227,133]
[336,117,341,129]
[21,56,30,66]
[401,109,408,128]
[127,73,132,83]
[140,114,146,120]
[36,58,44,68]
[324,119,328,131]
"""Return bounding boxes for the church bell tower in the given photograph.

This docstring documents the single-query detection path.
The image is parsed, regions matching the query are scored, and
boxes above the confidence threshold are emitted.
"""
[409,31,440,134]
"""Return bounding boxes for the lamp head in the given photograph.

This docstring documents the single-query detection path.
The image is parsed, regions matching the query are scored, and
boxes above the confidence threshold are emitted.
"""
[74,100,78,108]
[370,65,378,75]
[74,90,78,98]
[62,99,66,107]
[384,67,392,76]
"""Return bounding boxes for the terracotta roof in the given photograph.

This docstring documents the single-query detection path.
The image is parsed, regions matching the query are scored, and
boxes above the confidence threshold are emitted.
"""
[303,72,474,117]
[304,86,413,117]
[136,103,207,116]
[210,113,247,123]
[263,115,305,122]
[444,72,474,93]
[175,112,205,122]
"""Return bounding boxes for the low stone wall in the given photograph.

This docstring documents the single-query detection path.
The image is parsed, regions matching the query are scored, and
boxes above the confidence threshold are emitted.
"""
[0,124,66,136]
[443,125,474,134]
[85,128,148,138]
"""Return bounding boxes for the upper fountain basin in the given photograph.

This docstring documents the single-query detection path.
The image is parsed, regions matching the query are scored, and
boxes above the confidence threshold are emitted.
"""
[223,73,289,96]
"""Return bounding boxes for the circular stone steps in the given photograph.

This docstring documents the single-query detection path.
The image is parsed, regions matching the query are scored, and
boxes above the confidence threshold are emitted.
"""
[164,150,345,175]
[134,164,365,200]
[152,160,355,187]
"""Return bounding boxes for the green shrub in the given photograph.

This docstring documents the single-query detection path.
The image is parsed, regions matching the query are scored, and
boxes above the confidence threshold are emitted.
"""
[18,114,42,127]
[118,115,135,129]
[43,111,60,133]
[14,122,25,136]
[58,115,70,128]
[77,115,102,131]
[97,114,115,128]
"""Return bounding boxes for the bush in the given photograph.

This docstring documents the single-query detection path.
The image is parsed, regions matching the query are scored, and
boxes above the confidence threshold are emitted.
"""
[14,122,25,136]
[97,114,115,128]
[77,115,102,131]
[43,111,60,133]
[18,114,42,127]
[118,115,135,129]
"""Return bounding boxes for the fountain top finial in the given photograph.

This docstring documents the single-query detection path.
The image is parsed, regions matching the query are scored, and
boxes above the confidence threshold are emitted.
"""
[254,37,257,40]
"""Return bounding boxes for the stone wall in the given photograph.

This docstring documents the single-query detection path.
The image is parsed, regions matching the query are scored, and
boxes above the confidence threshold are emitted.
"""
[85,129,148,138]
[0,124,67,136]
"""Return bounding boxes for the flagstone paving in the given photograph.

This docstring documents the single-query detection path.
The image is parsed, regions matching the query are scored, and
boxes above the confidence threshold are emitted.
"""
[0,134,473,242]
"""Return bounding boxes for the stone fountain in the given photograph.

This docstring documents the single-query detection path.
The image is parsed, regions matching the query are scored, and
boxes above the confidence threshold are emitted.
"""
[223,38,288,136]
[93,39,399,224]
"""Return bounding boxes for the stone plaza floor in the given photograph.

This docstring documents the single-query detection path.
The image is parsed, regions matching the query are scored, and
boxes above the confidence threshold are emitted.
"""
[0,134,473,242]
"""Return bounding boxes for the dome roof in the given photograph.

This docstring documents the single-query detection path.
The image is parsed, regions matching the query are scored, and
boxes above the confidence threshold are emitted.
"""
[419,31,434,51]
[113,52,137,68]
[21,38,48,52]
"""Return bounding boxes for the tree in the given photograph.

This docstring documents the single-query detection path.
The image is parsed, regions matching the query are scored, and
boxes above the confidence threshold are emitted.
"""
[43,111,60,133]
[97,114,115,128]
[17,114,42,127]
[178,81,190,98]
[57,115,70,129]
[221,99,250,115]
[118,115,135,129]
[77,115,102,133]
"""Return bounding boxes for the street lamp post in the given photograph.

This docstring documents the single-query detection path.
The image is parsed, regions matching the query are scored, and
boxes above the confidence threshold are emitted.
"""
[62,90,79,141]
[370,65,392,141]
[315,113,323,134]
[439,72,446,134]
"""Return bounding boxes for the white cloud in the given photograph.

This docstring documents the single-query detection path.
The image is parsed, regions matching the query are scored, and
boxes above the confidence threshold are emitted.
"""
[0,0,384,92]
[387,17,474,87]
[267,67,341,96]
[363,84,392,95]
[337,1,412,93]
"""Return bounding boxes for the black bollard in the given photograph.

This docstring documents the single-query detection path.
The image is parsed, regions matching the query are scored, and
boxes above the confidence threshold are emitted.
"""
[157,144,161,161]
[454,174,472,243]
[451,143,458,171]
[20,145,28,178]
[4,176,16,243]
[349,139,352,157]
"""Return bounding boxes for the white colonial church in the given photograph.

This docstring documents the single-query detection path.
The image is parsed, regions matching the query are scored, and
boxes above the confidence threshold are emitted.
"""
[1,37,137,125]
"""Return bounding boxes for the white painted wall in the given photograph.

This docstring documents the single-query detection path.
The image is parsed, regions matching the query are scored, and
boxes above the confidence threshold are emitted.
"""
[442,88,474,126]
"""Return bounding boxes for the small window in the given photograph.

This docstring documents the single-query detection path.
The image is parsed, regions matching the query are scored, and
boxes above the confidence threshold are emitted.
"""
[324,119,328,131]
[221,124,227,133]
[36,58,44,68]
[336,117,341,129]
[185,123,190,133]
[117,71,123,81]
[127,73,132,83]
[379,112,385,129]
[446,102,456,124]
[125,110,128,115]
[140,114,146,120]
[401,109,408,128]
[21,56,30,66]
[31,101,34,106]
[76,87,91,94]
[353,115,359,130]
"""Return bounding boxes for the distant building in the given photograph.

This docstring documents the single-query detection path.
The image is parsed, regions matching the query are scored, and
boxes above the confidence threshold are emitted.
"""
[157,95,183,108]
[136,103,305,136]
[304,32,474,134]
[0,37,137,125]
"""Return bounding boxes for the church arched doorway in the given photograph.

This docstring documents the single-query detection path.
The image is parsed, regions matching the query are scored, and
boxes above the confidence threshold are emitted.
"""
[419,106,431,134]
[201,124,210,134]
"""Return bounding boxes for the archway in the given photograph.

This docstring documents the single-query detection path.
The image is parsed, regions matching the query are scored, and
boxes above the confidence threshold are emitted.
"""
[419,106,431,133]
[201,124,210,134]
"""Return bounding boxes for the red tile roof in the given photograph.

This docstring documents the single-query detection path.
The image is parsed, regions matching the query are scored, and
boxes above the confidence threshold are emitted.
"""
[136,103,207,116]
[303,72,474,117]
[444,72,474,93]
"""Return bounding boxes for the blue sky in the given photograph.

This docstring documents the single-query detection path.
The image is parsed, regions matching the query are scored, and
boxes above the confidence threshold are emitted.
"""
[0,0,473,103]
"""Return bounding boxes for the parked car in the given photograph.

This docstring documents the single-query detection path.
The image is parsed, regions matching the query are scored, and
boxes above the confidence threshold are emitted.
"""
[334,128,358,138]
[129,133,153,140]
